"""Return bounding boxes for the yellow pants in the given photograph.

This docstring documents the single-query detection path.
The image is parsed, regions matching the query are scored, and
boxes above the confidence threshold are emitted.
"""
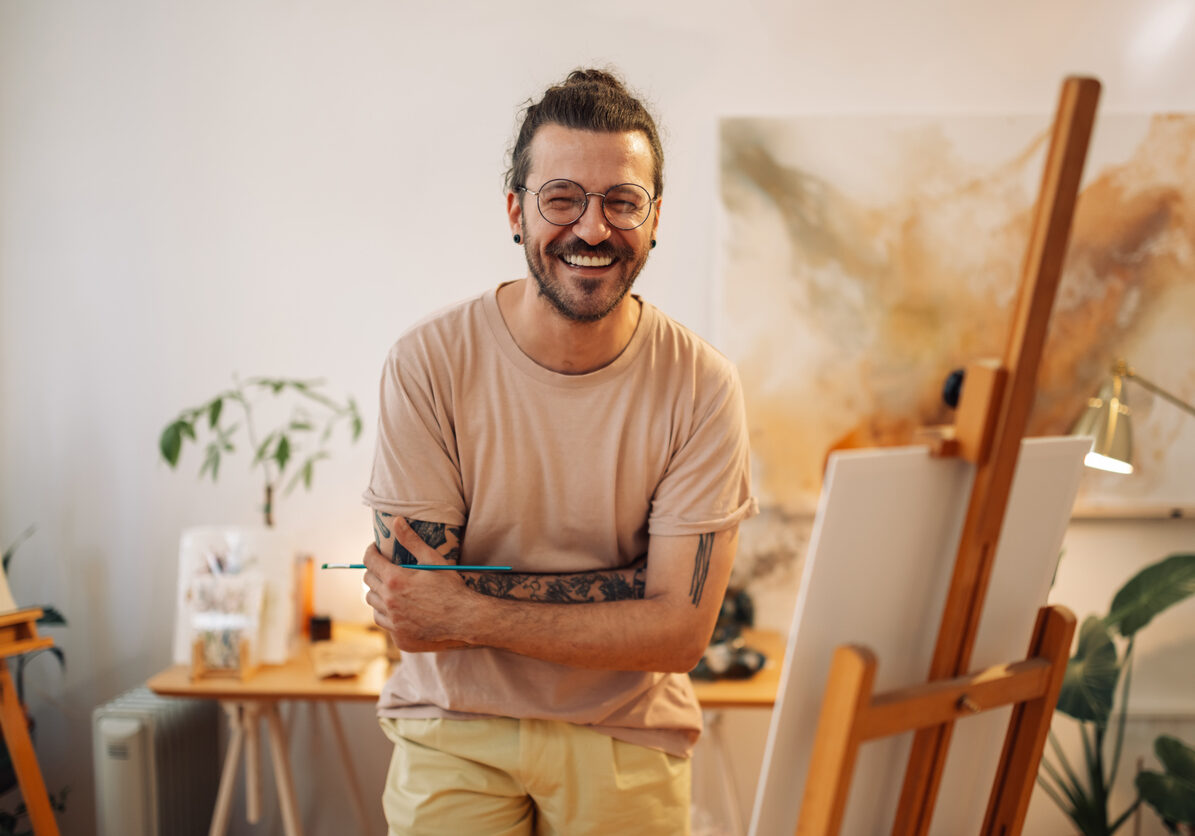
[379,716,691,836]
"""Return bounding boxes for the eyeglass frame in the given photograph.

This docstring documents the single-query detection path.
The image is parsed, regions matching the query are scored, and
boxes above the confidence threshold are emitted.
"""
[515,178,659,231]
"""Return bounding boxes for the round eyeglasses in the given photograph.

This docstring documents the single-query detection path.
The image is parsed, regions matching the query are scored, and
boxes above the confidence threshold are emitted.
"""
[517,179,656,231]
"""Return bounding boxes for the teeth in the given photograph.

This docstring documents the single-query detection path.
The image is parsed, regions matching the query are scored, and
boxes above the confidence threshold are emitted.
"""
[563,254,614,268]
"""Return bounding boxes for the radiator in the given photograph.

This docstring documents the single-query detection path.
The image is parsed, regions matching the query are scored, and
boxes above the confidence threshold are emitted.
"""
[92,686,219,836]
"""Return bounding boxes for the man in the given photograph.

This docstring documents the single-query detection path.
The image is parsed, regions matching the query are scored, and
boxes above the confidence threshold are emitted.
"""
[362,68,757,835]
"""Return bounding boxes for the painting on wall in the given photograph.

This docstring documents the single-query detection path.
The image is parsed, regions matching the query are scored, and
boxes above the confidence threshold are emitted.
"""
[720,112,1195,523]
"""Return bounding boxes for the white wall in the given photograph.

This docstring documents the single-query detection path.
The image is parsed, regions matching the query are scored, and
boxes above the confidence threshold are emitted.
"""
[2,1,1193,834]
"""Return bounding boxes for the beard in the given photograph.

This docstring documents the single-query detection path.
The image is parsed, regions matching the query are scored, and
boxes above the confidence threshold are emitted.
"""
[522,232,650,323]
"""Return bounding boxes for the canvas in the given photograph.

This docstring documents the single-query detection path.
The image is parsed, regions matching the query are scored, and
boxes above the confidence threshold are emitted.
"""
[749,436,1089,835]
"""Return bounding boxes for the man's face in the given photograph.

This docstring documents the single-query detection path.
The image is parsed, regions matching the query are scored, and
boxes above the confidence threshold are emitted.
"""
[508,124,660,323]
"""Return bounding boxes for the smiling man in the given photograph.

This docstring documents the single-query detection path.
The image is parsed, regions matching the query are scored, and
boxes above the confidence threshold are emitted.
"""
[362,68,758,836]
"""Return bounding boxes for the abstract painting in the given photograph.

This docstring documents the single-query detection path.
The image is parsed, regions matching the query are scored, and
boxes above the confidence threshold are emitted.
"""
[720,112,1195,521]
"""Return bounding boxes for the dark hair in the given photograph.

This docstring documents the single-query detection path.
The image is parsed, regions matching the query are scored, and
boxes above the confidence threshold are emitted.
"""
[506,68,664,199]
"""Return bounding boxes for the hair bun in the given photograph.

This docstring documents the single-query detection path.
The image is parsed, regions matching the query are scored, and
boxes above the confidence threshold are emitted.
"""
[564,68,627,93]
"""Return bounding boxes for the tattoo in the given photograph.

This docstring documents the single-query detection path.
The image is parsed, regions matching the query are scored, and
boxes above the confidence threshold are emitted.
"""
[464,554,647,603]
[380,517,463,566]
[689,534,714,607]
[373,511,392,551]
[409,519,448,551]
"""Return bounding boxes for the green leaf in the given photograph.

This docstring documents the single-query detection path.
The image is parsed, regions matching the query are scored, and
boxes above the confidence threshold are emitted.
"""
[1056,615,1119,724]
[36,606,66,627]
[1107,553,1195,639]
[274,435,291,471]
[253,432,277,465]
[1137,736,1195,824]
[208,398,223,428]
[199,442,221,481]
[289,420,314,432]
[2,525,36,573]
[159,421,184,466]
[1156,735,1195,786]
[349,397,363,441]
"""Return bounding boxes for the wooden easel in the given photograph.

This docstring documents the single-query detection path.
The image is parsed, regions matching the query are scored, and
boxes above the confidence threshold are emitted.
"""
[795,76,1102,835]
[0,608,61,836]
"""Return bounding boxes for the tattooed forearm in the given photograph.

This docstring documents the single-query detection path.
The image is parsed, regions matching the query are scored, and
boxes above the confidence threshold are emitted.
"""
[464,555,647,603]
[689,534,714,607]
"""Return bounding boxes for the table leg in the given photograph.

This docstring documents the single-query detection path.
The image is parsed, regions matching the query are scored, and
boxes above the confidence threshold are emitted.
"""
[243,702,262,823]
[323,701,371,834]
[264,703,304,836]
[209,702,245,836]
[703,710,745,836]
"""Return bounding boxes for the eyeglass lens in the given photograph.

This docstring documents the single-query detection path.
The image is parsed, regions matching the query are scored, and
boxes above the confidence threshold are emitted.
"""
[535,180,652,230]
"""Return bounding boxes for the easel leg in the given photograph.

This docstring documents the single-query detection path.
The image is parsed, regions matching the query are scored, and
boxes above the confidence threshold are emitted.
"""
[209,702,246,836]
[0,661,59,836]
[796,646,877,836]
[323,701,371,835]
[982,605,1077,835]
[264,702,305,836]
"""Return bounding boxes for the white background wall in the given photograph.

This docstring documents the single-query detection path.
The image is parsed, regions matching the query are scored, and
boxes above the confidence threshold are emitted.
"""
[2,1,1193,834]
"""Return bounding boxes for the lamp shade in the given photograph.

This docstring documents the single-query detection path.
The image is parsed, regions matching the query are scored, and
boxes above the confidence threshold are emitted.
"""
[1071,375,1133,474]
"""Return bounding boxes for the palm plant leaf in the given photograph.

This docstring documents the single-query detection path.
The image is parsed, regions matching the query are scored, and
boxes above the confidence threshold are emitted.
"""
[1136,736,1195,824]
[1106,553,1195,639]
[1056,615,1119,724]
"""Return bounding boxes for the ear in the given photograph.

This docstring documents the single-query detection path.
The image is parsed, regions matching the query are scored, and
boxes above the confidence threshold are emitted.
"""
[649,197,662,241]
[506,190,524,239]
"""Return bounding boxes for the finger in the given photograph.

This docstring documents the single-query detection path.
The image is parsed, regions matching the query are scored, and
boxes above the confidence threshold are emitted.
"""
[363,543,389,573]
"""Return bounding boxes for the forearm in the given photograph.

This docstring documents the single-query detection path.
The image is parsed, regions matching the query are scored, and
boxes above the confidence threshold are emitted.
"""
[367,516,736,672]
[447,531,732,672]
[451,593,709,672]
[374,511,646,603]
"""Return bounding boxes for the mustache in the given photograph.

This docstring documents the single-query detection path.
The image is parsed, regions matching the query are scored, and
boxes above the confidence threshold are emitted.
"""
[544,239,632,260]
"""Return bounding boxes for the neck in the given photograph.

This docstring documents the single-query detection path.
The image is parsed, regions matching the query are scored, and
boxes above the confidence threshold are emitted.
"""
[497,280,642,374]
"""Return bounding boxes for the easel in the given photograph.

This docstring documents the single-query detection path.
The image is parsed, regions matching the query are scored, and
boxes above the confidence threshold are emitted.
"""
[795,76,1102,835]
[0,608,61,836]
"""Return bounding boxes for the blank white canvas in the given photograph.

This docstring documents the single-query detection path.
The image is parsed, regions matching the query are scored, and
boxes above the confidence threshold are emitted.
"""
[749,436,1089,835]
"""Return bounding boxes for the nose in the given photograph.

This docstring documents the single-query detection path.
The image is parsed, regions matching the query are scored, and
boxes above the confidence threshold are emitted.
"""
[570,195,612,246]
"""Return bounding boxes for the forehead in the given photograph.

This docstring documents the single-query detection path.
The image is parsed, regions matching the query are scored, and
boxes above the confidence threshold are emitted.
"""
[525,124,654,191]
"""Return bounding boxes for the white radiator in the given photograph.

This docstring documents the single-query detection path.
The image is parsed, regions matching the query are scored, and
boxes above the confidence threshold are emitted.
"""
[92,686,219,836]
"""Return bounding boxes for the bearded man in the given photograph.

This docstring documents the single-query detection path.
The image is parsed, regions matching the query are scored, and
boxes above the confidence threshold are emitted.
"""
[362,67,758,836]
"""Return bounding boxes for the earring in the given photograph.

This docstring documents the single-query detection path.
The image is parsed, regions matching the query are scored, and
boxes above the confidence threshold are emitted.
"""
[650,239,657,249]
[513,234,522,244]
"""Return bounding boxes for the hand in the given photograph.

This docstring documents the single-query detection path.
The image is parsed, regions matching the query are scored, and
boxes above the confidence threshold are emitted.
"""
[362,527,470,652]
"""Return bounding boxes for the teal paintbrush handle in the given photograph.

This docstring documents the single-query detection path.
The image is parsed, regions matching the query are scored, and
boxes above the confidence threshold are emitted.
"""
[321,563,512,572]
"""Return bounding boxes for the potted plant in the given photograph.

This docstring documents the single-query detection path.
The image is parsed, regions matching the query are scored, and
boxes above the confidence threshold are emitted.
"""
[159,375,363,668]
[0,526,70,835]
[1038,551,1195,834]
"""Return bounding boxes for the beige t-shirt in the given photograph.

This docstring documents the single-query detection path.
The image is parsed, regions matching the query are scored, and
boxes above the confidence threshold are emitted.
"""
[363,285,758,757]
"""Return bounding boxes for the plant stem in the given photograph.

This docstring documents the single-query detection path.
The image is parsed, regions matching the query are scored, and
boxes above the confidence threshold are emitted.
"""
[1108,640,1135,791]
[233,375,275,527]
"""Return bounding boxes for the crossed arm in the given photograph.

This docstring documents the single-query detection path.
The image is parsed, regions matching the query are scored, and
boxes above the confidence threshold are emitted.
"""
[362,510,737,673]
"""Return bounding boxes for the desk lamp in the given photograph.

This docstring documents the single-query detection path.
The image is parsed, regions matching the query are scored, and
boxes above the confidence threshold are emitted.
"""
[1072,359,1195,474]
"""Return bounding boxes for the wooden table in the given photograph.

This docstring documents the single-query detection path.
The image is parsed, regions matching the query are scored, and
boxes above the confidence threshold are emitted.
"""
[148,626,784,836]
[690,627,785,708]
[148,625,390,836]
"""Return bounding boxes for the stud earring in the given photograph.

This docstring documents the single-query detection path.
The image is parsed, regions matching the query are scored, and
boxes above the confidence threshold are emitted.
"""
[513,234,522,244]
[650,239,657,249]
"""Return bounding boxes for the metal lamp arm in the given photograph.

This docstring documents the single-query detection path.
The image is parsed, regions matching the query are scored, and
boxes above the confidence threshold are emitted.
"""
[1118,363,1195,419]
